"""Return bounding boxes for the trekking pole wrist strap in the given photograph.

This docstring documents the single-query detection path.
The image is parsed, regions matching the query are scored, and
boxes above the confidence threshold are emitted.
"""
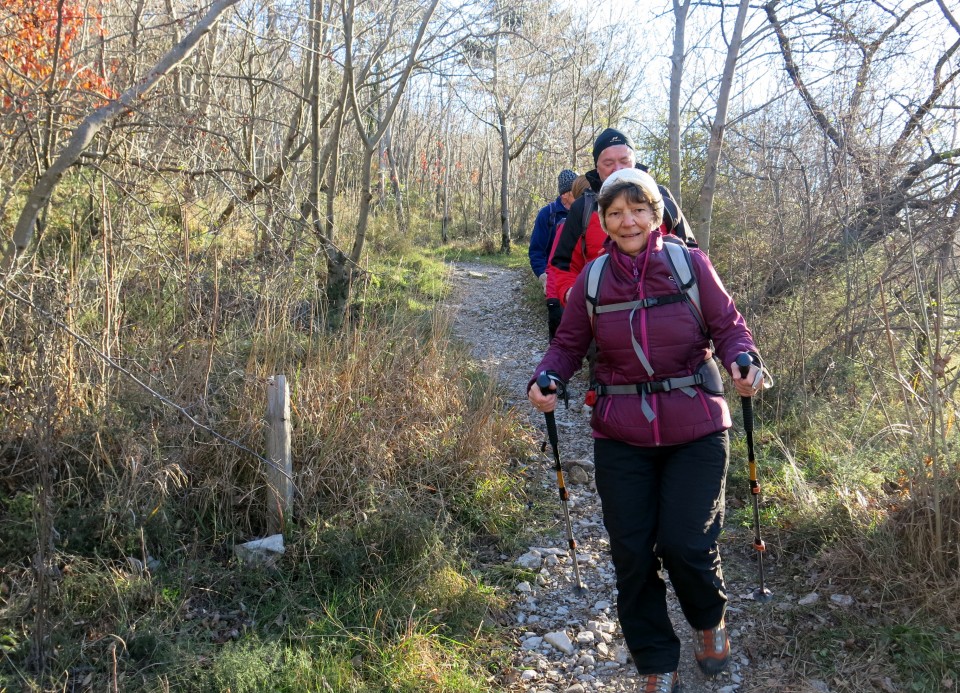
[742,351,774,390]
[534,370,569,403]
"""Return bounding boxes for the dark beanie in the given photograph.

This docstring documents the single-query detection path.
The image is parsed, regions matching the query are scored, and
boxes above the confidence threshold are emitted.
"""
[557,169,577,195]
[592,128,635,163]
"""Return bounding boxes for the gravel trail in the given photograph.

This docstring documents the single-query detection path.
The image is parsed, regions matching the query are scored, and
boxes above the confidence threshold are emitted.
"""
[447,260,769,693]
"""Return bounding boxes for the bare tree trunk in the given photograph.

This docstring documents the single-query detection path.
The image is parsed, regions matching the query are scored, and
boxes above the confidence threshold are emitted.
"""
[441,83,452,243]
[40,0,68,171]
[314,0,440,328]
[695,0,750,253]
[498,107,511,252]
[383,124,407,233]
[345,0,439,263]
[668,0,692,207]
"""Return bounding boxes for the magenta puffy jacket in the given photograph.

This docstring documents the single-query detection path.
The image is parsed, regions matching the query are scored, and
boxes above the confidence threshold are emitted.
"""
[531,231,758,447]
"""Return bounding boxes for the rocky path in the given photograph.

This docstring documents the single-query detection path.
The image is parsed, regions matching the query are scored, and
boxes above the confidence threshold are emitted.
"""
[446,260,780,693]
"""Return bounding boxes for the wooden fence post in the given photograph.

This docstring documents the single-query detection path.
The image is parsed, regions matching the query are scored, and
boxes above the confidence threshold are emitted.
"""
[266,375,292,534]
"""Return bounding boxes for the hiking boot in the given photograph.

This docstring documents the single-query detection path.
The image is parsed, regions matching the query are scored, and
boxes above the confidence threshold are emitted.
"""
[693,617,730,676]
[638,671,682,693]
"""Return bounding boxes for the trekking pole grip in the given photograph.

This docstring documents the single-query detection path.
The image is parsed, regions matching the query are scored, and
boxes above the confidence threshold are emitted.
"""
[736,353,754,433]
[536,372,560,450]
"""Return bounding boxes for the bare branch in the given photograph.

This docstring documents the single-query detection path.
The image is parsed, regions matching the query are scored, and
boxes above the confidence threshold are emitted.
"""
[6,0,243,266]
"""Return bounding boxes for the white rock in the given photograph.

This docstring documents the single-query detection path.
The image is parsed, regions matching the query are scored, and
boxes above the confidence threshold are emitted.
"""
[516,550,543,569]
[614,646,630,664]
[234,534,285,566]
[517,581,533,593]
[594,600,612,610]
[577,654,596,667]
[521,637,543,650]
[576,631,595,645]
[520,669,539,681]
[798,592,820,606]
[544,630,575,655]
[830,594,855,607]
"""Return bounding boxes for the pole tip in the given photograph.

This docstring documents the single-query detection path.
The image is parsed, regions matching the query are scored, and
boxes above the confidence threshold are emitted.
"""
[753,587,773,603]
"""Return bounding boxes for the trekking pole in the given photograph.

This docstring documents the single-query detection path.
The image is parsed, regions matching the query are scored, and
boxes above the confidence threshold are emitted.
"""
[536,372,586,595]
[736,353,773,603]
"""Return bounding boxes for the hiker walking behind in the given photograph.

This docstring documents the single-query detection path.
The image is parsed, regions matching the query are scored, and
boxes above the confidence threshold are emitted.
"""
[544,175,591,340]
[528,168,765,693]
[529,169,577,340]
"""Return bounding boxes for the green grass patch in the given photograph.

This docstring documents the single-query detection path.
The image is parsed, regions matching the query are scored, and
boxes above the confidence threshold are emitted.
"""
[430,240,530,270]
[884,623,960,692]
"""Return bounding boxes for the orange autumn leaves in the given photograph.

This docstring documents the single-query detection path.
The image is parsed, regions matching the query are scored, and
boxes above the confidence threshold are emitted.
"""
[0,0,116,116]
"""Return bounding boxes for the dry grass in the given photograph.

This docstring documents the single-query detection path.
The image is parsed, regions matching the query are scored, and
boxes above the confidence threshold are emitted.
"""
[0,215,534,690]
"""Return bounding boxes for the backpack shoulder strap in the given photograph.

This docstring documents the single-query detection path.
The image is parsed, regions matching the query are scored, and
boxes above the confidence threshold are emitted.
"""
[584,253,610,324]
[661,236,706,335]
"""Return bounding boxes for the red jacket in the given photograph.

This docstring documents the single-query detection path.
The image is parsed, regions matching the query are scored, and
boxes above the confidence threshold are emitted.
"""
[532,231,758,447]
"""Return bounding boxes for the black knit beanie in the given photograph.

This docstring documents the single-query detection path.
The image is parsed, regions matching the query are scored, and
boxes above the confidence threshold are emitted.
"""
[592,128,635,164]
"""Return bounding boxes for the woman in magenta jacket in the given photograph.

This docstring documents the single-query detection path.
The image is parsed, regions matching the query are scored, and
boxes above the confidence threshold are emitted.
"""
[528,168,765,693]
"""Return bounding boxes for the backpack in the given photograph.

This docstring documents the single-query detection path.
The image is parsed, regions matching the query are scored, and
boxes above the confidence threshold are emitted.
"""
[577,189,597,258]
[547,206,568,250]
[585,235,706,335]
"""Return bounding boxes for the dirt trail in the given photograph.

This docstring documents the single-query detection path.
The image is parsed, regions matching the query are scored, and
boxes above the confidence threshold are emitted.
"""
[446,260,803,693]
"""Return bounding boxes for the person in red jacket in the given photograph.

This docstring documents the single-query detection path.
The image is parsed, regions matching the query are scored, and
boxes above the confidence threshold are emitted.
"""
[528,168,767,693]
[545,175,590,339]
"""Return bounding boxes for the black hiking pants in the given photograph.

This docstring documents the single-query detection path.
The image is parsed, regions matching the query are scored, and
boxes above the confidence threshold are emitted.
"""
[593,431,729,675]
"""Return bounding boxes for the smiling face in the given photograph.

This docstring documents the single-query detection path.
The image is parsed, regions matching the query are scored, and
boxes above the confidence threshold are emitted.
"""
[602,190,658,256]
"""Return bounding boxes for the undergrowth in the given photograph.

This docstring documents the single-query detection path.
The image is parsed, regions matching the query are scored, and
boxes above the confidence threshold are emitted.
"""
[0,220,539,691]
